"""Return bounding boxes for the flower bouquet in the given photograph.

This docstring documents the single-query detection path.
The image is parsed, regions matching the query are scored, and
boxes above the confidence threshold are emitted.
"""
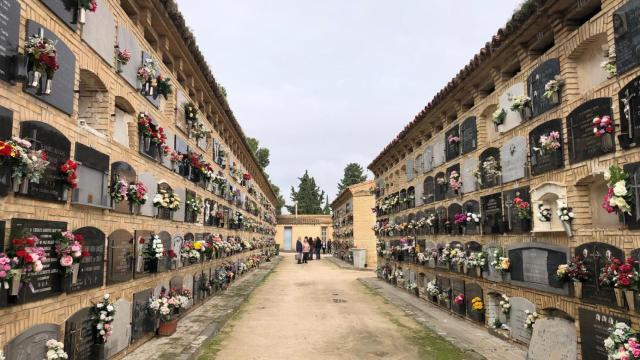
[556,256,590,298]
[448,170,462,193]
[604,323,638,359]
[556,201,575,236]
[153,190,181,214]
[499,294,511,314]
[447,134,460,145]
[0,137,48,193]
[8,235,45,295]
[543,75,564,104]
[600,257,639,309]
[59,160,78,190]
[593,115,614,137]
[54,231,88,284]
[109,177,129,204]
[492,108,506,126]
[602,165,632,215]
[524,310,538,330]
[147,288,191,336]
[127,181,148,206]
[535,131,561,154]
[0,253,19,299]
[25,34,59,94]
[536,204,552,222]
[77,0,98,24]
[510,95,532,120]
[491,248,510,275]
[44,339,68,360]
[454,293,464,306]
[137,58,158,96]
[115,48,131,72]
[183,102,198,125]
[93,294,115,345]
[471,297,484,313]
[513,197,531,220]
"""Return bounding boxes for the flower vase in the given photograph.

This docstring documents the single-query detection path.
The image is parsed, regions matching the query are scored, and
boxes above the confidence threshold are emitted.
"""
[549,91,559,105]
[14,178,29,194]
[475,267,482,278]
[43,78,52,95]
[71,263,80,285]
[615,288,625,308]
[116,61,123,73]
[520,107,532,121]
[463,263,468,274]
[10,270,21,296]
[78,8,86,24]
[456,262,463,273]
[91,344,106,360]
[625,290,636,312]
[30,70,41,88]
[573,282,582,299]
[158,318,178,336]
[562,221,573,237]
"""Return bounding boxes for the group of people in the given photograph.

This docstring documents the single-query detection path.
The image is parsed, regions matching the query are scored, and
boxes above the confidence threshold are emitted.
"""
[295,237,332,264]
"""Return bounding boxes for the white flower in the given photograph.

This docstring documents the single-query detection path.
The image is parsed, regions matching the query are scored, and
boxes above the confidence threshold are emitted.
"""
[613,181,628,197]
[106,305,114,312]
[604,338,615,350]
[604,170,611,181]
[103,293,110,300]
[97,303,104,308]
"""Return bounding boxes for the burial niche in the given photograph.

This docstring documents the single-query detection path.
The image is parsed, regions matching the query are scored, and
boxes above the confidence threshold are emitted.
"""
[614,0,640,76]
[567,98,615,164]
[619,75,640,149]
[434,172,447,202]
[107,229,133,285]
[460,116,477,155]
[67,227,105,293]
[4,324,60,360]
[479,148,501,189]
[445,125,460,161]
[577,242,624,306]
[527,58,561,117]
[507,242,568,295]
[503,187,531,234]
[529,119,564,176]
[481,193,503,235]
[73,143,109,207]
[110,161,137,214]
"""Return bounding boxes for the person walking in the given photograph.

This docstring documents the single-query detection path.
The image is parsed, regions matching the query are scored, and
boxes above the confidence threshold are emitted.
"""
[295,237,303,264]
[327,239,332,254]
[322,240,327,254]
[315,237,322,260]
[302,237,310,263]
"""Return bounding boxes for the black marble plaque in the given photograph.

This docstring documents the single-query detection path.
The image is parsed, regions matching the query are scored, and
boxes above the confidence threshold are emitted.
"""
[132,289,154,341]
[156,183,172,220]
[4,324,60,360]
[447,203,463,234]
[423,177,434,205]
[106,229,133,285]
[10,218,66,302]
[577,243,625,305]
[134,230,153,278]
[614,0,640,75]
[445,125,460,161]
[509,246,566,289]
[527,59,561,117]
[24,21,76,115]
[436,276,450,306]
[481,193,502,234]
[619,75,640,148]
[465,283,484,323]
[75,143,109,172]
[41,0,78,30]
[503,187,531,234]
[567,98,615,164]
[20,121,71,202]
[451,279,466,315]
[64,307,95,360]
[0,0,19,82]
[434,172,446,202]
[111,162,136,213]
[579,308,631,360]
[529,119,564,175]
[446,164,460,199]
[0,106,13,197]
[479,148,500,189]
[460,116,477,155]
[66,227,104,293]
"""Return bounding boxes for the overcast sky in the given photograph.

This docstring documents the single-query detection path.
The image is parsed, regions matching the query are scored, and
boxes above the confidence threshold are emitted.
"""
[176,0,522,211]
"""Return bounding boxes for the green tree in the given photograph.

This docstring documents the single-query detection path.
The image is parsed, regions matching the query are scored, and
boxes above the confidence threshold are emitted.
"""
[286,170,326,215]
[270,182,286,215]
[246,137,270,169]
[337,163,368,192]
[322,194,331,215]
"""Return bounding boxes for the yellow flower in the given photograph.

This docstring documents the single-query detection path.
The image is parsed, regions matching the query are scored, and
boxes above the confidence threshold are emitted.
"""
[193,242,202,250]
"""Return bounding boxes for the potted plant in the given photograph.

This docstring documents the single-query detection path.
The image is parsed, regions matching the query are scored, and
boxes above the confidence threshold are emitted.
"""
[510,95,532,120]
[556,256,590,298]
[54,230,88,286]
[24,33,59,94]
[147,288,191,336]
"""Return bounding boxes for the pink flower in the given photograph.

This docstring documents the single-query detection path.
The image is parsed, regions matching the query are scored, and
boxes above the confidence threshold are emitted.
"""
[71,245,81,252]
[0,271,6,278]
[34,261,43,272]
[60,255,73,267]
[73,251,82,258]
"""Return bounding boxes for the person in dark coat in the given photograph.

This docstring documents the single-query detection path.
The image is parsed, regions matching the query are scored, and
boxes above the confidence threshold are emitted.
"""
[327,239,332,254]
[295,237,303,264]
[315,237,322,260]
[307,238,314,260]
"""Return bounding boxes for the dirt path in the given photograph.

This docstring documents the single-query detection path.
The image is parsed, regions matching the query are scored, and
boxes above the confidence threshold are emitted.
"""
[200,253,475,360]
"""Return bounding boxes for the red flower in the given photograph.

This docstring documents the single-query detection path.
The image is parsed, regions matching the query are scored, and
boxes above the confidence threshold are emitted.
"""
[24,254,33,263]
[41,151,47,161]
[138,236,145,244]
[620,264,633,273]
[620,277,631,286]
[81,250,90,257]
[25,238,35,247]
[75,234,84,242]
[16,250,26,258]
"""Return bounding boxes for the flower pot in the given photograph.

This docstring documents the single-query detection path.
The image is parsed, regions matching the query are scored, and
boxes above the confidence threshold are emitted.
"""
[573,282,582,299]
[143,137,151,151]
[158,318,178,336]
[129,202,140,215]
[29,70,41,88]
[71,263,80,285]
[456,263,463,273]
[625,290,636,312]
[10,270,21,296]
[615,288,625,308]
[463,263,468,274]
[78,8,87,24]
[475,267,482,278]
[43,78,52,95]
[116,61,123,74]
[562,221,573,237]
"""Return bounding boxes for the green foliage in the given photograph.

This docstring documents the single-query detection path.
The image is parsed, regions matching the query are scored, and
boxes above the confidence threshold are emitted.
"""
[270,182,286,215]
[246,137,270,169]
[286,170,327,215]
[337,163,368,192]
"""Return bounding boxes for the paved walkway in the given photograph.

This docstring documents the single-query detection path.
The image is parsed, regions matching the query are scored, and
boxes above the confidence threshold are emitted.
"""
[122,257,281,360]
[202,253,486,360]
[359,278,527,360]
